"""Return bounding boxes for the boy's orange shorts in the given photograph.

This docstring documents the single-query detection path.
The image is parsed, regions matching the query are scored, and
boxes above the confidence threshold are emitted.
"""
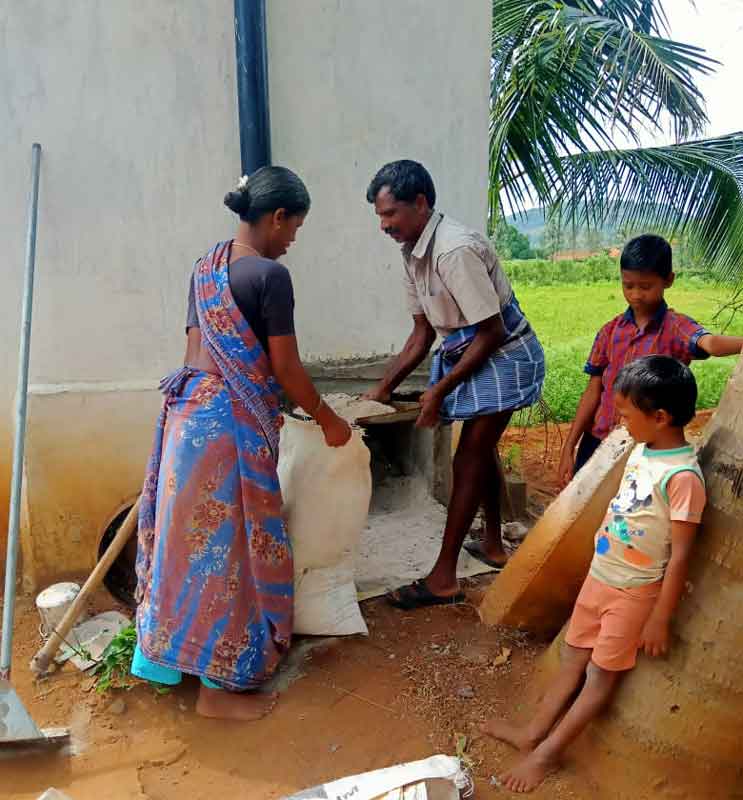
[565,575,662,671]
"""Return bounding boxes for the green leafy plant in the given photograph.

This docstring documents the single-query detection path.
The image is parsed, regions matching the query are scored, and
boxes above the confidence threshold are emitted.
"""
[503,255,719,287]
[493,218,537,259]
[92,623,137,693]
[502,444,522,474]
[509,279,743,423]
[454,732,476,771]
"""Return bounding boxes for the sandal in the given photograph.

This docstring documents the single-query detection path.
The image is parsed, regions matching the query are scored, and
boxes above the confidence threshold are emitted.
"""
[386,579,466,610]
[463,541,508,571]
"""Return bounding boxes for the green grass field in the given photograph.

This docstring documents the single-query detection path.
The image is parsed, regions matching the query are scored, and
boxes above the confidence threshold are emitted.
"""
[512,279,743,422]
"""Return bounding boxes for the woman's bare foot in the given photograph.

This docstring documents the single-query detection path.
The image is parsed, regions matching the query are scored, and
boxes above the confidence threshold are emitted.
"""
[196,685,277,721]
[500,749,558,793]
[480,719,540,752]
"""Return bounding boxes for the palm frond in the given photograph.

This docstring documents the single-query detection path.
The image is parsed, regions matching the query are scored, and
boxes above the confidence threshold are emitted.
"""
[582,0,670,33]
[555,133,743,281]
[490,0,716,216]
[490,1,743,281]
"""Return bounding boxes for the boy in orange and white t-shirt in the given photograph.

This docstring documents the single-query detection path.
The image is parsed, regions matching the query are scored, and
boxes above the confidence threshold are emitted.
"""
[483,355,706,793]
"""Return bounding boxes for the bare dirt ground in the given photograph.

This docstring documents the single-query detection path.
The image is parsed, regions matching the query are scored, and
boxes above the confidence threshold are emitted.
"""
[4,412,715,799]
[6,585,588,800]
[501,409,714,502]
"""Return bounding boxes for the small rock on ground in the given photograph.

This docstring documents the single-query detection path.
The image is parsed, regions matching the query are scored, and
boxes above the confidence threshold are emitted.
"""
[107,698,127,715]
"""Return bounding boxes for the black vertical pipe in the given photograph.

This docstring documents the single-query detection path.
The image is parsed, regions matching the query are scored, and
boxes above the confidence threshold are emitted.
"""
[234,0,271,175]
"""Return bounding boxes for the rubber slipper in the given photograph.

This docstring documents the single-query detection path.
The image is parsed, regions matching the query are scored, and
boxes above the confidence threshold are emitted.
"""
[386,579,466,610]
[463,541,508,572]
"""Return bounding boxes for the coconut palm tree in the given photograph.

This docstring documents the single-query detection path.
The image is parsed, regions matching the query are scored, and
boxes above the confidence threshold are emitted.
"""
[487,5,743,795]
[491,0,743,280]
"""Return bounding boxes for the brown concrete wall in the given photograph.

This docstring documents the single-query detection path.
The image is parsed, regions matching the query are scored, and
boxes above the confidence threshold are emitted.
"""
[1,2,491,565]
[1,0,241,569]
[18,385,161,591]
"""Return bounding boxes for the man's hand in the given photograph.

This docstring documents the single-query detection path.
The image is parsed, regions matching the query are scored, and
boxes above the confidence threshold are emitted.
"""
[557,444,575,489]
[416,387,443,428]
[640,615,670,658]
[361,316,436,407]
[362,385,392,405]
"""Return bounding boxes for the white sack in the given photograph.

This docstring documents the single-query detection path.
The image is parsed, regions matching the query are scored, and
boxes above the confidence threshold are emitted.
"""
[278,416,371,636]
[282,754,468,800]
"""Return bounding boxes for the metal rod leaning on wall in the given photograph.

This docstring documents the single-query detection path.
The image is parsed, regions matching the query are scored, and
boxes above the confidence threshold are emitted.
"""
[0,143,42,681]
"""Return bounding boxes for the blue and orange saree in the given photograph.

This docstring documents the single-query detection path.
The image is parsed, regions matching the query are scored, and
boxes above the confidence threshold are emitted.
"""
[134,241,292,691]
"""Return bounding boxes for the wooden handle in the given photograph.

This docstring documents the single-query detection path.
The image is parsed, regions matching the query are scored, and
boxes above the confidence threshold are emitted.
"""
[30,497,141,676]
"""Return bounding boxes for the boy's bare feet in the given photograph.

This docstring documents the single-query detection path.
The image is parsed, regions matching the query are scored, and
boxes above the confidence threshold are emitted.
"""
[196,685,277,721]
[480,719,540,752]
[500,749,558,793]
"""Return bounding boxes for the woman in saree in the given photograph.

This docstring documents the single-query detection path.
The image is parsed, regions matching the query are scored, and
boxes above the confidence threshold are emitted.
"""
[132,166,351,720]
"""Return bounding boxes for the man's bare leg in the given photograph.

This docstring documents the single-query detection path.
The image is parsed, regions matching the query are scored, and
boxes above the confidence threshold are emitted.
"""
[500,662,622,793]
[476,450,509,565]
[425,412,512,596]
[482,644,592,751]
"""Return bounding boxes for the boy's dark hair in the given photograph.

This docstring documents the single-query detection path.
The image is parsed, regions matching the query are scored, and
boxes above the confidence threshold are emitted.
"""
[620,234,672,278]
[366,160,436,208]
[615,355,697,427]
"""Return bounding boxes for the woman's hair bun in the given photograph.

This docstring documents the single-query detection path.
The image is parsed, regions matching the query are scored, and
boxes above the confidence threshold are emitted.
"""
[224,187,251,216]
[224,167,310,223]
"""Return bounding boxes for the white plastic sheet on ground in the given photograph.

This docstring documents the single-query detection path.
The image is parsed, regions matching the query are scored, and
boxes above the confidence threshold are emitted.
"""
[282,754,470,800]
[278,416,371,636]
